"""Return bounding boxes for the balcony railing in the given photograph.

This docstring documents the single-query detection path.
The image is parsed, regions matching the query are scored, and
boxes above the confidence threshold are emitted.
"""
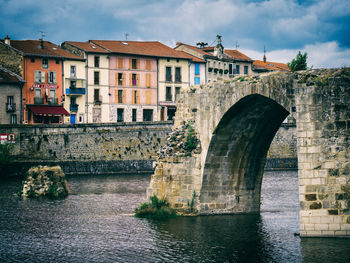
[34,97,44,104]
[175,75,182,83]
[6,103,16,112]
[70,104,79,112]
[48,98,58,105]
[66,87,86,95]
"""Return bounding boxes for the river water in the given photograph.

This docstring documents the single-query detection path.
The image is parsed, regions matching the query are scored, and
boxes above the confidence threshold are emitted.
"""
[0,171,349,262]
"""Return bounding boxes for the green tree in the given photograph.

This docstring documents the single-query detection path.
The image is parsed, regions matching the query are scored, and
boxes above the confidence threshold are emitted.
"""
[287,51,308,71]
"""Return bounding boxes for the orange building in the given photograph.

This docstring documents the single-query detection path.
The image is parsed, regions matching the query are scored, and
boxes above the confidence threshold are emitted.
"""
[0,37,83,124]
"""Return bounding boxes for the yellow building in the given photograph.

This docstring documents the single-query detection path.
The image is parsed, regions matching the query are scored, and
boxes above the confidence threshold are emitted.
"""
[63,58,86,124]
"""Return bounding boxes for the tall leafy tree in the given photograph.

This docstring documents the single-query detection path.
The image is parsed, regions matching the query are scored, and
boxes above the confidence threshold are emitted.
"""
[288,51,308,71]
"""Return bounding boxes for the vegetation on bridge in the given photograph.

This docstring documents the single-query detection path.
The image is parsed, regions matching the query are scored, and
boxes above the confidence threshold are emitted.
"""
[134,195,177,218]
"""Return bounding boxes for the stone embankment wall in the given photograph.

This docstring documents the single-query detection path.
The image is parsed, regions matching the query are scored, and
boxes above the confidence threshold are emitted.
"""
[0,121,173,176]
[0,121,296,177]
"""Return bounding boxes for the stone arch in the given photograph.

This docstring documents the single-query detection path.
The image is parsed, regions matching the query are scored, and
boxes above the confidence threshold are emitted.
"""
[200,94,289,214]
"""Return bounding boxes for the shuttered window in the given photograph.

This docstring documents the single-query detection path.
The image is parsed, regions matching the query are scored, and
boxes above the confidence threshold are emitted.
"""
[35,71,45,83]
[146,60,151,70]
[48,71,56,84]
[145,90,151,105]
[146,74,151,87]
[118,58,124,68]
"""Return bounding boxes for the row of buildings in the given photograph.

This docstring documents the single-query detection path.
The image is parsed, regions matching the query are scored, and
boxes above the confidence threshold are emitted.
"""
[0,35,289,125]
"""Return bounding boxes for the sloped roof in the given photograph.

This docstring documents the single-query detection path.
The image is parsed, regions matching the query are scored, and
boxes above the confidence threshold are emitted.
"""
[90,40,191,59]
[0,39,84,60]
[253,60,290,72]
[175,42,212,56]
[224,49,253,62]
[63,41,108,53]
[176,51,206,63]
[0,66,25,84]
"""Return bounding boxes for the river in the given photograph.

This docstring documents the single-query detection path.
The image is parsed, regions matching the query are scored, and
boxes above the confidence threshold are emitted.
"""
[0,171,349,262]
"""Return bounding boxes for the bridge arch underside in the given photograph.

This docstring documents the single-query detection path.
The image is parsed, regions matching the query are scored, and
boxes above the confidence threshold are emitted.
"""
[200,94,290,214]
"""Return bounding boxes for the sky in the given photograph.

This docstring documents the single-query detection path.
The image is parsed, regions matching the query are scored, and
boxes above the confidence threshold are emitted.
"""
[1,0,349,68]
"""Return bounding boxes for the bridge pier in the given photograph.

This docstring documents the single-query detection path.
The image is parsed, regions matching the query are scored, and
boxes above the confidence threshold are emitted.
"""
[148,69,350,237]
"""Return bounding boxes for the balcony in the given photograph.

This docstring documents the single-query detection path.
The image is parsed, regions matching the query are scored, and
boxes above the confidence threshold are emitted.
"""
[34,97,44,104]
[48,98,58,105]
[70,104,79,112]
[6,103,16,112]
[66,87,86,96]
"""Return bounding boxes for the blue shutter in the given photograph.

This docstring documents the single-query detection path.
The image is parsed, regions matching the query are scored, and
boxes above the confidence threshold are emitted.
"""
[195,63,199,75]
[195,77,200,85]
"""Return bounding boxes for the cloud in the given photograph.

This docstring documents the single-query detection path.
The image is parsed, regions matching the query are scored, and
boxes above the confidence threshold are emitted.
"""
[242,41,350,68]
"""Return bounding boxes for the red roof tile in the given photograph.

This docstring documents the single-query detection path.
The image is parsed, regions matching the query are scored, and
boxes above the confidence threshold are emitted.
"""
[224,50,253,61]
[176,51,206,63]
[1,39,83,60]
[90,40,191,59]
[0,66,25,84]
[253,60,290,72]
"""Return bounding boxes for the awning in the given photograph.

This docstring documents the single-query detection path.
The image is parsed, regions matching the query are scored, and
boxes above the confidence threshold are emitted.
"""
[27,105,70,116]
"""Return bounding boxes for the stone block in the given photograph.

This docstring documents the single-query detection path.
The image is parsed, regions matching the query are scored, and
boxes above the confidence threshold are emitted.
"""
[314,224,329,231]
[329,223,341,230]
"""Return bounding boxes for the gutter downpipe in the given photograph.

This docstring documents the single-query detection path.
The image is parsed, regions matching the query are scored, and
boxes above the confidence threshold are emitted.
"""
[85,54,89,123]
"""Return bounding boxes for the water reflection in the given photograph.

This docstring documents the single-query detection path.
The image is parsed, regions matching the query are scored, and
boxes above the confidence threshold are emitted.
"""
[0,172,349,262]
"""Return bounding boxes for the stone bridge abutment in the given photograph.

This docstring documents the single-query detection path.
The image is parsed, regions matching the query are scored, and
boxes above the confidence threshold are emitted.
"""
[148,69,350,237]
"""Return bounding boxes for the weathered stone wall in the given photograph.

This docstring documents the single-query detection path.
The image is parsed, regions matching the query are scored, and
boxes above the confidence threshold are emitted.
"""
[0,121,172,175]
[148,68,350,237]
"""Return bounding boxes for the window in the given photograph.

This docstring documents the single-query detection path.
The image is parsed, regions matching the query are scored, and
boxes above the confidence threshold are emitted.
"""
[195,63,200,75]
[167,108,176,120]
[236,65,240,74]
[94,89,100,102]
[175,87,181,100]
[165,67,172,82]
[175,67,181,82]
[166,86,172,101]
[94,71,100,85]
[94,56,100,67]
[34,89,42,104]
[56,60,60,64]
[48,71,56,84]
[42,58,48,69]
[146,74,151,87]
[132,74,137,86]
[143,109,153,121]
[48,90,56,104]
[131,59,137,69]
[244,66,248,75]
[146,60,151,70]
[79,114,84,123]
[118,58,123,68]
[229,64,233,74]
[132,109,137,122]
[6,96,15,112]
[35,71,45,83]
[133,90,139,104]
[31,58,35,63]
[195,77,200,85]
[70,65,76,77]
[10,114,17,124]
[117,108,124,122]
[145,91,151,105]
[117,90,124,103]
[70,80,76,88]
[118,73,123,86]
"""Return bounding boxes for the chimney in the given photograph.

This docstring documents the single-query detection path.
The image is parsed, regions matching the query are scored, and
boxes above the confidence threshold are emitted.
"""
[4,35,10,45]
[39,38,44,49]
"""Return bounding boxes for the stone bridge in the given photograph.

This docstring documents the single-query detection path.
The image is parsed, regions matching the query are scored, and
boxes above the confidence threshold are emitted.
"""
[148,68,350,237]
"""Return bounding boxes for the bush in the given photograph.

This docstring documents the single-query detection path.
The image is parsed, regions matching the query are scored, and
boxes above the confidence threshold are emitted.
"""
[184,121,198,151]
[0,144,14,164]
[134,195,177,218]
